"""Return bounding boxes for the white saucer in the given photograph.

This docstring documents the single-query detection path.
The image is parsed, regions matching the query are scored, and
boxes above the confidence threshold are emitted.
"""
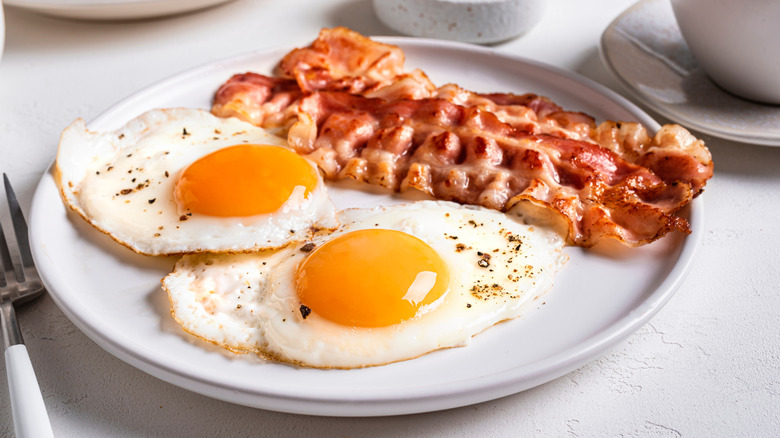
[600,0,780,146]
[2,0,233,20]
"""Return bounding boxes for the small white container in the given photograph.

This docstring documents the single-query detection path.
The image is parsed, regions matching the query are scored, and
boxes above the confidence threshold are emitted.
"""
[373,0,545,44]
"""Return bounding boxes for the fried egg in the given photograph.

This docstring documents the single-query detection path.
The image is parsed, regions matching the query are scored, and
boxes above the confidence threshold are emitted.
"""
[55,108,337,255]
[162,201,567,369]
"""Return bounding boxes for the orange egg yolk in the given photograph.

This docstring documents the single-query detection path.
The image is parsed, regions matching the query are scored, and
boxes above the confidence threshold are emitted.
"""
[174,144,318,217]
[295,229,450,327]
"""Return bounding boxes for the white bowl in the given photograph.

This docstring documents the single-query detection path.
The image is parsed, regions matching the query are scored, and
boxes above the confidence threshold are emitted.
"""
[373,0,545,44]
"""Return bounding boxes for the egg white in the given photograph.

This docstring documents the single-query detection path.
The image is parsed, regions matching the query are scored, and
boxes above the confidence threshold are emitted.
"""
[163,201,567,369]
[55,108,337,255]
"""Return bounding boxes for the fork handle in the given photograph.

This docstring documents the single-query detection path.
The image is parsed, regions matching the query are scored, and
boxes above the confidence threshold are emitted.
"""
[5,344,54,438]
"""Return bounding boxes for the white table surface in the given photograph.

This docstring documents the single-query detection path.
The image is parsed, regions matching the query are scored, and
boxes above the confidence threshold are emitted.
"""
[1,0,778,436]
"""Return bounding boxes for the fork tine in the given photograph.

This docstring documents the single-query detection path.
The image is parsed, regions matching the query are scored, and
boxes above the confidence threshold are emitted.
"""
[3,174,34,270]
[0,219,13,287]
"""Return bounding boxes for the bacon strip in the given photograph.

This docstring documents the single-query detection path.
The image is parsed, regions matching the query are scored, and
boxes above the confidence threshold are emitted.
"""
[212,73,301,130]
[279,27,405,94]
[211,28,712,247]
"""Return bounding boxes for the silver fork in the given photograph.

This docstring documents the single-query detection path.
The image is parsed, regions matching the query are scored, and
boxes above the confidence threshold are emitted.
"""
[1,174,54,438]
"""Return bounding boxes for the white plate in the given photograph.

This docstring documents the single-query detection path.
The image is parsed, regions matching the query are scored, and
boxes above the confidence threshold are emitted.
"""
[600,0,780,146]
[29,38,702,416]
[2,0,233,20]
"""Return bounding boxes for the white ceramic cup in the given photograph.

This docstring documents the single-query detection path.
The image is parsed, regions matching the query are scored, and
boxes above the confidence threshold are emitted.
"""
[671,0,780,105]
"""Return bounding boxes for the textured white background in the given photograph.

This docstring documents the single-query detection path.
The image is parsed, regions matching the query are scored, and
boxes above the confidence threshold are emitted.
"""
[0,0,778,436]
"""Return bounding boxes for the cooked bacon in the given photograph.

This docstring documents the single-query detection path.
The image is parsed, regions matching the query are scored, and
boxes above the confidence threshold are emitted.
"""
[592,122,712,195]
[364,70,437,100]
[212,73,301,129]
[288,91,702,246]
[211,28,713,247]
[436,84,597,142]
[279,27,405,94]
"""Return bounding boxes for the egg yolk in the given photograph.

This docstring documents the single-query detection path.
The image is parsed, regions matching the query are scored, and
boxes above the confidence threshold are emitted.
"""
[174,144,318,217]
[295,229,450,327]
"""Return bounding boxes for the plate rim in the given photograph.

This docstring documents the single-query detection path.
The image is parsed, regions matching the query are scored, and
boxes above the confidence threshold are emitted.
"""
[30,37,704,416]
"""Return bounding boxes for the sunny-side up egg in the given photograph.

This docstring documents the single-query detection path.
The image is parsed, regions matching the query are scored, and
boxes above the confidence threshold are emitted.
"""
[55,108,337,255]
[162,201,567,369]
